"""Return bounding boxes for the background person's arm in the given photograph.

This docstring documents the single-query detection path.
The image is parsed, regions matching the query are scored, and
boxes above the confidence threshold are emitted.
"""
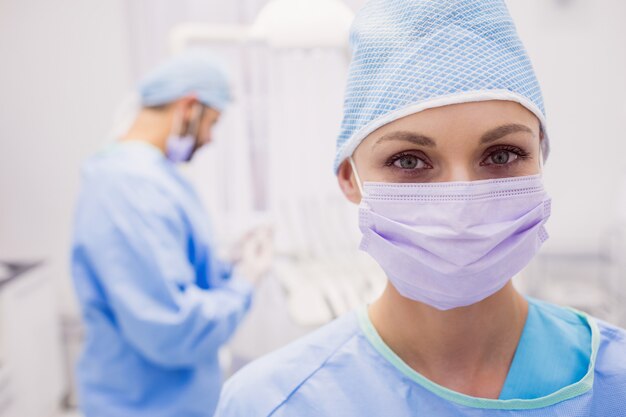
[72,174,253,368]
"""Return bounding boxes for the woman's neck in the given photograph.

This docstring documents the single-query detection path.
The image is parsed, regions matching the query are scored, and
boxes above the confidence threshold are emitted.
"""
[369,281,528,399]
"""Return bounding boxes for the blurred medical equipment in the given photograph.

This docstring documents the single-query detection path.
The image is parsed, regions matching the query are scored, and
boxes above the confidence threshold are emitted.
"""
[523,251,623,326]
[520,175,626,327]
[169,0,354,51]
[271,200,386,325]
[0,261,66,417]
[168,0,388,372]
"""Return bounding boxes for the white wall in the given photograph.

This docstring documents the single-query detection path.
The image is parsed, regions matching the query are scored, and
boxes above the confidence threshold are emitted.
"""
[0,0,133,313]
[506,0,626,253]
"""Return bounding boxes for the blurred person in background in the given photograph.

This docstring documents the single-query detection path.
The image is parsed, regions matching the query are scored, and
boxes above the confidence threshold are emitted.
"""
[71,51,271,417]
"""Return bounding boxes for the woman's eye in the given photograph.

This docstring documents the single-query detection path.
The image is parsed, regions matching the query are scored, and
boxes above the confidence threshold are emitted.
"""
[393,155,427,169]
[485,150,519,165]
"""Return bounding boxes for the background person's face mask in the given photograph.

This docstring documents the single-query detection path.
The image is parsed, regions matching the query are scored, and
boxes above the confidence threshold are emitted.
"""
[350,158,551,310]
[166,104,204,163]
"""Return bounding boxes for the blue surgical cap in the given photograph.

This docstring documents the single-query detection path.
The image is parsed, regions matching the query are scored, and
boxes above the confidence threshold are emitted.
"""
[335,0,549,172]
[138,51,232,111]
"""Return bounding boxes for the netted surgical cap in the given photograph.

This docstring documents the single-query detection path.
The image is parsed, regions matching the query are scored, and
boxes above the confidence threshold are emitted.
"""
[138,51,232,111]
[335,0,548,172]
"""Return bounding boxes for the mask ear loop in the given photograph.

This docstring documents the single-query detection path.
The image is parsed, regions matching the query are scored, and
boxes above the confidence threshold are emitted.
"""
[538,127,545,174]
[185,103,204,139]
[169,101,201,139]
[170,106,185,139]
[348,156,365,197]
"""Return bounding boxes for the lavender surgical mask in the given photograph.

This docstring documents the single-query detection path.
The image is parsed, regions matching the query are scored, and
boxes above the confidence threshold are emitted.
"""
[166,105,204,163]
[165,134,195,163]
[351,159,551,310]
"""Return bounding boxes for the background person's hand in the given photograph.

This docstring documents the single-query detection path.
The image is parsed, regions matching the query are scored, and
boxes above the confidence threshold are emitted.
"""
[232,225,274,286]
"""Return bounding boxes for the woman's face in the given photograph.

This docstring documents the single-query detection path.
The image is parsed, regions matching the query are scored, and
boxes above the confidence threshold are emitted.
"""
[338,100,543,203]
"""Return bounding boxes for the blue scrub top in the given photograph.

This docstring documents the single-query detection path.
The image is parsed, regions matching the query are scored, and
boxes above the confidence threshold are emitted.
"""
[500,298,590,399]
[216,298,626,416]
[72,142,253,417]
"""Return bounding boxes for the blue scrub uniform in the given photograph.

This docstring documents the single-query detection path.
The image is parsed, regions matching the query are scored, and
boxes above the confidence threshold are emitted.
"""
[216,298,626,416]
[72,142,253,417]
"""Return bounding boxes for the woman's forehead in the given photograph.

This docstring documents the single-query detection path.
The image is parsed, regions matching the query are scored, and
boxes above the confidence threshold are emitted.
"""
[360,100,540,148]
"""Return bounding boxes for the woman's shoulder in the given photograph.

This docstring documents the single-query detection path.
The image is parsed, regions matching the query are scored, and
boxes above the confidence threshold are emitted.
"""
[596,318,626,340]
[595,318,626,373]
[589,318,626,413]
[215,311,363,417]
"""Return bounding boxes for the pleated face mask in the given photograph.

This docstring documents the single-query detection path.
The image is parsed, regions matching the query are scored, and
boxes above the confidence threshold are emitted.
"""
[165,105,204,163]
[351,159,551,310]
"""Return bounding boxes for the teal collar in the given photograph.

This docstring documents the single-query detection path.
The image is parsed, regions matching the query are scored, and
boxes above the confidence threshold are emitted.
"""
[357,304,599,410]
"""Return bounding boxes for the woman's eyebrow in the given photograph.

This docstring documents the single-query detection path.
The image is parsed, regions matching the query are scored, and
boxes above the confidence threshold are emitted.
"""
[374,124,533,148]
[374,131,436,148]
[481,124,534,144]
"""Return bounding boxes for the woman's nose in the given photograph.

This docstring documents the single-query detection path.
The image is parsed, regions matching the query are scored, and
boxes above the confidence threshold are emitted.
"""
[439,166,476,183]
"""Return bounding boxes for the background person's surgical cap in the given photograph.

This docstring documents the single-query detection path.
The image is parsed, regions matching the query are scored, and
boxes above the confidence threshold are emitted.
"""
[335,0,549,172]
[138,51,232,111]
